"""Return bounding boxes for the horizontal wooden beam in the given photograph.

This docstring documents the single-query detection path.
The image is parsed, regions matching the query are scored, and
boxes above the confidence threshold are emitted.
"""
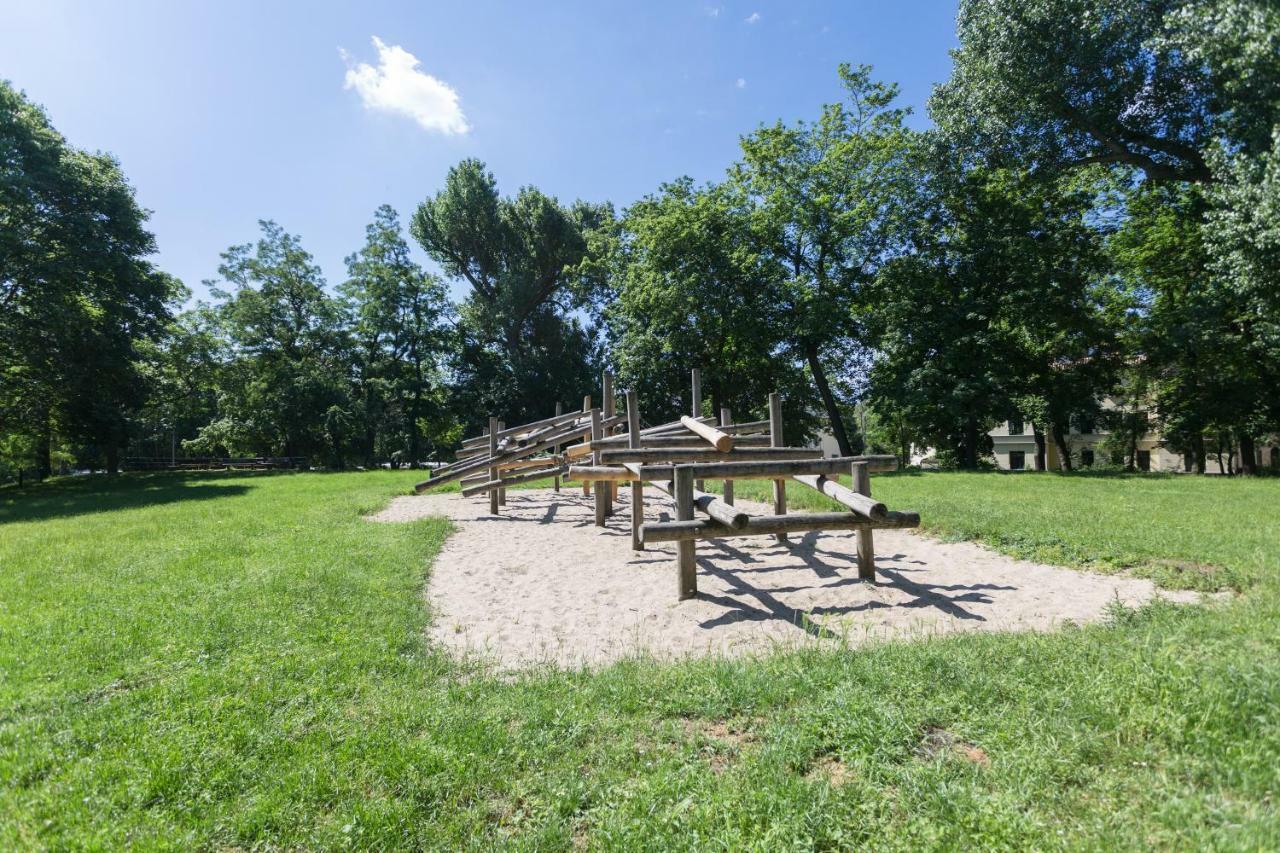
[598,447,823,465]
[641,510,920,544]
[460,464,566,497]
[459,409,589,449]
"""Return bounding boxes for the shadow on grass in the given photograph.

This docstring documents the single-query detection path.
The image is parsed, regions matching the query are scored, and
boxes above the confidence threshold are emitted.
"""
[0,472,256,524]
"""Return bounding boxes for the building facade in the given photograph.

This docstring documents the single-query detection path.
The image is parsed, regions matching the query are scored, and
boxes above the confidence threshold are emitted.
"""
[990,412,1278,473]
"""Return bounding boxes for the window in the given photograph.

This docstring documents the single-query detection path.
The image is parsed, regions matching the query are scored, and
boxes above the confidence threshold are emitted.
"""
[1009,450,1026,470]
[1075,414,1096,435]
[1081,449,1095,467]
[1008,417,1024,436]
[1137,450,1151,472]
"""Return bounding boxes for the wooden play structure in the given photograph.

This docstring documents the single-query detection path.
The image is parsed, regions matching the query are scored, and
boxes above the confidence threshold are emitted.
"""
[415,370,920,600]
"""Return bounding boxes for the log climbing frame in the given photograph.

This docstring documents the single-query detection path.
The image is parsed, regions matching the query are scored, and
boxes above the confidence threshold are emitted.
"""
[415,368,921,600]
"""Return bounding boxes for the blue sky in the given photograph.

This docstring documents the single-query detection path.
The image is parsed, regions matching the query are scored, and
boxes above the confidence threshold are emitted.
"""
[3,1,958,303]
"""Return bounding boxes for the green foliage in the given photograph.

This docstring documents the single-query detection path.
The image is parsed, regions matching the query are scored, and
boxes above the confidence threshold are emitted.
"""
[933,0,1217,183]
[604,178,815,434]
[733,65,917,453]
[866,160,1117,468]
[0,80,179,476]
[411,159,609,428]
[340,205,452,465]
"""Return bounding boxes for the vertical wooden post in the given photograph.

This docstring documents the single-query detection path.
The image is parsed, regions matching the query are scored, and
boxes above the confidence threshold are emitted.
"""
[720,407,734,506]
[674,465,697,599]
[487,416,499,515]
[626,389,644,551]
[769,392,787,541]
[853,461,875,580]
[691,368,704,491]
[602,372,615,513]
[553,401,562,492]
[496,420,506,506]
[591,408,606,527]
[581,395,592,496]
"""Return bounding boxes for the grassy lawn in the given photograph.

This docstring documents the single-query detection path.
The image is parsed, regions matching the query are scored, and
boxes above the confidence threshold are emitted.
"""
[2,471,1278,848]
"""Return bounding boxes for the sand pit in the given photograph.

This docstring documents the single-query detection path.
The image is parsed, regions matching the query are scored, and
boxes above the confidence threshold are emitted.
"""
[371,488,1201,669]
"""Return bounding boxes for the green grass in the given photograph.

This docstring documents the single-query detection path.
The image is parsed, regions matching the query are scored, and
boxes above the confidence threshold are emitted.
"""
[2,470,1278,848]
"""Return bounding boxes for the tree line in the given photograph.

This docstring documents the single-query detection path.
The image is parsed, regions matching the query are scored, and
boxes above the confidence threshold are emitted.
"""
[3,0,1278,482]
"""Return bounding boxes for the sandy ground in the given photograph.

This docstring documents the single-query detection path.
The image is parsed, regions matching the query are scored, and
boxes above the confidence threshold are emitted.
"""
[370,487,1201,669]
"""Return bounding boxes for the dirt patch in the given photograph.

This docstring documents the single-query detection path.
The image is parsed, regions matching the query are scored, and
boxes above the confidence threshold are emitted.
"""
[806,754,854,787]
[915,726,990,767]
[372,489,1204,669]
[679,717,761,774]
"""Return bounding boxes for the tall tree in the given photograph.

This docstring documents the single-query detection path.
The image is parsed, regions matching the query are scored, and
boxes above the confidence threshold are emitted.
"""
[605,178,817,436]
[410,160,608,426]
[867,158,1118,469]
[340,205,450,466]
[193,221,352,463]
[732,64,916,455]
[0,80,177,476]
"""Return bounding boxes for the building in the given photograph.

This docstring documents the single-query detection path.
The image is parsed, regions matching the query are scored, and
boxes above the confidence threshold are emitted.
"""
[990,408,1278,473]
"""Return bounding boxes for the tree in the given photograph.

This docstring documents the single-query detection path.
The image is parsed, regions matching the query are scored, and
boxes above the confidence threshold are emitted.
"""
[0,80,177,476]
[732,64,917,455]
[605,178,816,435]
[341,205,450,466]
[932,0,1219,184]
[194,222,352,463]
[866,156,1119,470]
[410,160,608,427]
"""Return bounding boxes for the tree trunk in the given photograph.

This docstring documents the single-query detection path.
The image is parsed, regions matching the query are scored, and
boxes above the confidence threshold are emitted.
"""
[804,344,852,456]
[961,416,979,469]
[1032,426,1047,471]
[1190,433,1206,474]
[1238,433,1258,476]
[1051,423,1072,472]
[35,409,52,479]
[105,445,119,475]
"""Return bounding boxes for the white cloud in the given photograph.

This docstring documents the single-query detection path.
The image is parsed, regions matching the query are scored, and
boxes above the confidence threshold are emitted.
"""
[735,77,747,89]
[705,6,722,17]
[744,11,761,23]
[340,37,469,135]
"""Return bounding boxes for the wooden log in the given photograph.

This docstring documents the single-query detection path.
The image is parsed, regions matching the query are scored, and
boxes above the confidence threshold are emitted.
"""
[622,464,749,530]
[720,407,734,506]
[460,409,586,449]
[597,447,823,465]
[496,420,506,506]
[553,402,563,492]
[415,420,596,492]
[582,395,592,496]
[643,435,771,449]
[602,371,615,513]
[769,392,787,542]
[570,457,868,482]
[591,408,606,527]
[626,389,644,551]
[589,432,771,449]
[680,416,734,452]
[717,419,771,435]
[497,456,560,472]
[674,466,697,599]
[853,462,875,580]
[690,370,703,491]
[461,464,566,497]
[488,416,500,515]
[791,473,886,519]
[642,510,921,544]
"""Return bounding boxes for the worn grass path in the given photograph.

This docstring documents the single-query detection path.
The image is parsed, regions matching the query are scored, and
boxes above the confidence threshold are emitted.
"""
[1,470,1278,848]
